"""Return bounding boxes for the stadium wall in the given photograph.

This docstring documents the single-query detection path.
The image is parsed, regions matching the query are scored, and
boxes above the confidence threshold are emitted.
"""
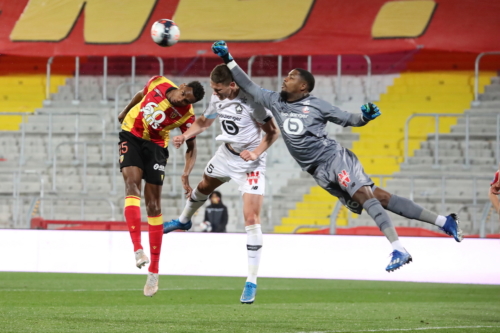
[1,230,499,285]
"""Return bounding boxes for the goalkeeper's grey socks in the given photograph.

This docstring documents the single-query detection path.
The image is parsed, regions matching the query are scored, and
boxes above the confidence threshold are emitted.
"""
[387,194,446,227]
[363,198,407,253]
[178,187,209,223]
[246,224,263,285]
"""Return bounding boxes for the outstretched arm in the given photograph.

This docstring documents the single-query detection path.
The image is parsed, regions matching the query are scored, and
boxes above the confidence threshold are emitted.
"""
[172,115,216,149]
[212,41,278,111]
[323,102,379,128]
[181,138,197,198]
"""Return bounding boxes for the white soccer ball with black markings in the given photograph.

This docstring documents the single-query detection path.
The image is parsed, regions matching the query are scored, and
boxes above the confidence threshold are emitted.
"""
[151,19,180,47]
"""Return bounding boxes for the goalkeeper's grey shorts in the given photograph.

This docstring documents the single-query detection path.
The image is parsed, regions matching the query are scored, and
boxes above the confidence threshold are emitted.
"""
[309,147,374,214]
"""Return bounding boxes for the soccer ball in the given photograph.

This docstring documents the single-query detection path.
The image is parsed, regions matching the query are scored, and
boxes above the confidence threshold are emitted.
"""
[151,19,180,47]
[199,221,212,232]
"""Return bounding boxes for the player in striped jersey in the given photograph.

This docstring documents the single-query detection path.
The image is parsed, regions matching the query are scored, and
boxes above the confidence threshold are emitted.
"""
[118,75,204,296]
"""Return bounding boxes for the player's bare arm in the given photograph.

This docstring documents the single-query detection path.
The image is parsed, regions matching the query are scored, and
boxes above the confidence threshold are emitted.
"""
[118,90,144,124]
[240,119,279,162]
[173,115,216,149]
[181,138,197,198]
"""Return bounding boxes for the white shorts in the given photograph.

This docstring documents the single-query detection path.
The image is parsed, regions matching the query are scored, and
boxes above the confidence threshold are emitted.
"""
[204,144,266,195]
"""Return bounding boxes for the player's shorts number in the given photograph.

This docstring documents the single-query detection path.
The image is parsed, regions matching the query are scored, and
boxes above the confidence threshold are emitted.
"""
[221,120,239,135]
[119,142,128,154]
[283,118,304,135]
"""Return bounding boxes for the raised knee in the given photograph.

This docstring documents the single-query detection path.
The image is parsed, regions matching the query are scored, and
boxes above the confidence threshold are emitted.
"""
[378,193,391,208]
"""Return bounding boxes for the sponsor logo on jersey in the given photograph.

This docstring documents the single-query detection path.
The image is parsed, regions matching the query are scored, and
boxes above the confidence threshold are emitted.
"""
[153,163,165,171]
[303,100,310,106]
[247,171,260,185]
[338,170,351,187]
[141,102,166,130]
[280,112,308,119]
[219,114,241,121]
[236,104,243,114]
[154,88,163,98]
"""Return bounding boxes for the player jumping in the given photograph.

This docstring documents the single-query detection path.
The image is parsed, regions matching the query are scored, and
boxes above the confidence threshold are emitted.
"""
[118,76,205,296]
[162,64,279,303]
[211,41,463,272]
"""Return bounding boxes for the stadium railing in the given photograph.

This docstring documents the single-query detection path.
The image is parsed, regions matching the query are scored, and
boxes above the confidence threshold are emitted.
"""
[45,56,164,106]
[473,52,500,106]
[247,54,374,102]
[404,113,500,167]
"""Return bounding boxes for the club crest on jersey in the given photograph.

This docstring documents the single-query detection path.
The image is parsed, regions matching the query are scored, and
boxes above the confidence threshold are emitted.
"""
[246,171,260,185]
[170,107,181,119]
[141,102,165,130]
[302,106,310,114]
[236,104,243,114]
[338,170,351,187]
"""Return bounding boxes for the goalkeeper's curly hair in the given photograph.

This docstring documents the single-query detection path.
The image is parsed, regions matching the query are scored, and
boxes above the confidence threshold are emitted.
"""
[187,81,205,103]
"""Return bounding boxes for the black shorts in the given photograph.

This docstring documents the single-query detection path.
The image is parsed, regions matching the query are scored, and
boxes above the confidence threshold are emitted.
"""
[118,131,169,186]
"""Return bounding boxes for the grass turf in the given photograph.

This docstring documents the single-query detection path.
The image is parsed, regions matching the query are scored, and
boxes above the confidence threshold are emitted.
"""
[0,272,499,333]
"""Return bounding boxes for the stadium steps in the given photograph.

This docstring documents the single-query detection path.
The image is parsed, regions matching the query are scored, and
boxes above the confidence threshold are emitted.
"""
[0,75,69,130]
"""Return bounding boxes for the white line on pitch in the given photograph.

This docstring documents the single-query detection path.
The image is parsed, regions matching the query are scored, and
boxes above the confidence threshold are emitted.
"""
[298,326,500,333]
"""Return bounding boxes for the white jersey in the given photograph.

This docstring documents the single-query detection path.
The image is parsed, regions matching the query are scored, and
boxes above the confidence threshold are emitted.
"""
[204,90,272,152]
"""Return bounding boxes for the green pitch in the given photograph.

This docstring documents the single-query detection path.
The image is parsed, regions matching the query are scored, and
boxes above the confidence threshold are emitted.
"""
[0,272,499,333]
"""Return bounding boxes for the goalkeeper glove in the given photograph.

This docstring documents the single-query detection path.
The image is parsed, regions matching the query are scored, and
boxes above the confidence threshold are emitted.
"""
[212,40,234,64]
[360,102,381,121]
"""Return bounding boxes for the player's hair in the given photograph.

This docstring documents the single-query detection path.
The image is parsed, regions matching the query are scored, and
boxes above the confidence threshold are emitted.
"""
[209,191,222,202]
[295,68,315,93]
[210,64,234,86]
[187,81,205,102]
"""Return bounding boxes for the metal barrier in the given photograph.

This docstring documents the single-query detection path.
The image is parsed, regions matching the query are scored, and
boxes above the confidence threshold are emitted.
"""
[473,51,500,106]
[336,174,492,236]
[52,141,117,194]
[247,54,373,103]
[0,170,44,227]
[33,111,107,162]
[404,113,500,167]
[27,196,117,225]
[45,56,165,106]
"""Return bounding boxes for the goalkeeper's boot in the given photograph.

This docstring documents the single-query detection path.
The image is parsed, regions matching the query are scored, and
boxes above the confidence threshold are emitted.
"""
[441,213,463,242]
[134,249,149,269]
[240,282,257,304]
[163,219,192,234]
[144,272,159,297]
[386,250,412,272]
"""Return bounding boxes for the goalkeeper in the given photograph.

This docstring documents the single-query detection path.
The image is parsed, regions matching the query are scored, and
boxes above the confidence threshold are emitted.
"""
[212,41,463,272]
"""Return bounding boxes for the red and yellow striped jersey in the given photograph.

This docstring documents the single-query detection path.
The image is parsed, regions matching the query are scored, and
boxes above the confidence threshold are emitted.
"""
[121,76,195,148]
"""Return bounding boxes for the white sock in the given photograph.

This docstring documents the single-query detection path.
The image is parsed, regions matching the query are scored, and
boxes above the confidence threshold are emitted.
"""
[391,240,407,253]
[245,224,263,284]
[178,187,209,223]
[435,215,446,227]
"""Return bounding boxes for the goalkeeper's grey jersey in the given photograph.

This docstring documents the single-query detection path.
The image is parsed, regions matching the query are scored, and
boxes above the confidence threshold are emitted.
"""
[228,61,369,171]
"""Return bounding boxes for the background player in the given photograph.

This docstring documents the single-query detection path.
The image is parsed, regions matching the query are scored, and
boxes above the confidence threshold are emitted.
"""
[212,41,462,272]
[162,64,279,303]
[118,75,204,296]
